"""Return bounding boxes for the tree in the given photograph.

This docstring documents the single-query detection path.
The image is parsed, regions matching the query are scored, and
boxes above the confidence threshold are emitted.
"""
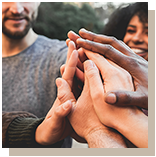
[33,2,104,40]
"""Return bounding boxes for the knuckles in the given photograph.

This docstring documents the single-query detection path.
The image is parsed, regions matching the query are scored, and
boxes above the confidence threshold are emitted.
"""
[109,36,118,44]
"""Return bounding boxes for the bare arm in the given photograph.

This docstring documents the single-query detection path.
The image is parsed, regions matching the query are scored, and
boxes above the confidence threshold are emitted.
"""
[58,41,127,148]
[83,57,148,148]
[86,128,127,148]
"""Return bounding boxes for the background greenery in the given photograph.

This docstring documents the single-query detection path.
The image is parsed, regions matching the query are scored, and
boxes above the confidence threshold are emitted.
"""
[33,2,104,40]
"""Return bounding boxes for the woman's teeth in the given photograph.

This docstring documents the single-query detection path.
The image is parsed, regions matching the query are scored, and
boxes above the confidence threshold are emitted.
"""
[131,48,146,54]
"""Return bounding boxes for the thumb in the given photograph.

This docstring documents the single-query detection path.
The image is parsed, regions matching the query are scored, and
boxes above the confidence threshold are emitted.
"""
[56,78,76,104]
[84,60,104,108]
[53,100,72,123]
[105,90,148,109]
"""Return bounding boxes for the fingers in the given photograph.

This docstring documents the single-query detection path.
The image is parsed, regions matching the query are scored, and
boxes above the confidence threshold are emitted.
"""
[60,63,84,83]
[62,49,78,88]
[66,38,71,47]
[64,40,85,85]
[60,64,65,76]
[77,29,145,74]
[84,60,105,108]
[77,47,88,63]
[66,40,76,64]
[53,100,72,122]
[45,77,74,119]
[83,60,108,128]
[56,78,75,104]
[84,50,115,80]
[66,38,85,72]
[68,31,80,49]
[105,91,148,109]
[77,38,130,70]
[78,28,137,57]
[68,30,80,42]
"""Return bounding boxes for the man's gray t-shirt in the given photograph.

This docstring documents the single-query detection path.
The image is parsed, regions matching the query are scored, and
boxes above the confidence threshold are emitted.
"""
[2,35,72,147]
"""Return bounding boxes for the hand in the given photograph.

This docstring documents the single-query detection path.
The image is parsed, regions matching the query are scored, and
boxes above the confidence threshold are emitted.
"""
[61,42,106,139]
[84,56,148,148]
[66,32,148,147]
[58,66,127,148]
[62,40,84,99]
[83,52,135,128]
[75,28,148,110]
[35,41,84,145]
[64,40,120,140]
[60,40,127,148]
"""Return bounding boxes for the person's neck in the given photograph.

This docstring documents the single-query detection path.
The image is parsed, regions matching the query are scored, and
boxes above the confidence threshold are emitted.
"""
[2,28,38,58]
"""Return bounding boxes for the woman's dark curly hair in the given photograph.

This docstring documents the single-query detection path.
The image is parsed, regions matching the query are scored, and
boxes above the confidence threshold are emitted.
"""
[102,2,148,40]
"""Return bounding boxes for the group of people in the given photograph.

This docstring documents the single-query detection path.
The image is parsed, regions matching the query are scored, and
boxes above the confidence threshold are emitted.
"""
[2,2,148,148]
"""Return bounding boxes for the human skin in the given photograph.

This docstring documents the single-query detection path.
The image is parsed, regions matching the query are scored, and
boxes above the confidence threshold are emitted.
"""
[66,29,148,147]
[67,28,148,110]
[59,41,128,148]
[35,41,85,145]
[56,76,127,148]
[2,2,40,57]
[59,46,128,147]
[36,40,127,148]
[61,40,147,147]
[123,15,148,61]
[83,53,148,148]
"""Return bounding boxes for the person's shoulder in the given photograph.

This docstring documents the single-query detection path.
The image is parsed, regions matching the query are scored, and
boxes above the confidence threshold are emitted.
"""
[34,35,67,63]
[37,35,67,50]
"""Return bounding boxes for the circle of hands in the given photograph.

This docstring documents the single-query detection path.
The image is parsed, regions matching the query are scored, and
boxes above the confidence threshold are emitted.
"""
[35,29,148,148]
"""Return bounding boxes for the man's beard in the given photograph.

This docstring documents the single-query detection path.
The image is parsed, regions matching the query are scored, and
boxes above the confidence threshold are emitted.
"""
[2,12,36,40]
[2,22,32,40]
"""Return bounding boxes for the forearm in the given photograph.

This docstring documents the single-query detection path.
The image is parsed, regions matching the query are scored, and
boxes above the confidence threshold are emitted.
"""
[6,117,44,147]
[6,117,64,148]
[115,109,148,148]
[2,111,37,148]
[85,128,127,148]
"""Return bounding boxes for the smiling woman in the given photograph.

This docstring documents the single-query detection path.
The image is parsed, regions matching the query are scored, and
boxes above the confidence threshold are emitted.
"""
[123,15,148,60]
[102,2,148,61]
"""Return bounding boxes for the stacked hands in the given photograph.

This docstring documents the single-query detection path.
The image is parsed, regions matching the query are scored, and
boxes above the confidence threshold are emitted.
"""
[35,29,148,148]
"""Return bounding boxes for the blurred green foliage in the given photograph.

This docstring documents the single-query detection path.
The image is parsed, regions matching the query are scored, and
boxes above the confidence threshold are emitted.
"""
[33,2,104,40]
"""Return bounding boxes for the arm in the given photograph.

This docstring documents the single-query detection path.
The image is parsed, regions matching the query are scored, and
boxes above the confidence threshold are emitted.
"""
[2,42,80,148]
[2,111,62,148]
[83,57,148,148]
[86,128,127,148]
[115,109,148,148]
[35,41,84,146]
[56,78,127,148]
[2,111,37,148]
[57,44,127,148]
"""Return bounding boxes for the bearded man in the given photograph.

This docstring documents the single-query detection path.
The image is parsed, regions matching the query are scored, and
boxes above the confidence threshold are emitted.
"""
[2,2,71,148]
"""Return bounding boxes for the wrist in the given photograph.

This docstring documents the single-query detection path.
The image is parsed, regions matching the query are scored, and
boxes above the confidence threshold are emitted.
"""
[114,107,148,147]
[7,117,44,147]
[112,106,141,132]
[85,127,107,148]
[35,122,49,145]
[85,126,127,148]
[35,124,43,145]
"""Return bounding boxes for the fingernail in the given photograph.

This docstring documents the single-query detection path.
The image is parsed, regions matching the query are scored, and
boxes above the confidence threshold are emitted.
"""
[105,93,116,104]
[77,38,85,42]
[63,100,72,110]
[84,60,95,71]
[56,78,62,87]
[80,28,87,32]
[69,40,75,46]
[70,30,77,35]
